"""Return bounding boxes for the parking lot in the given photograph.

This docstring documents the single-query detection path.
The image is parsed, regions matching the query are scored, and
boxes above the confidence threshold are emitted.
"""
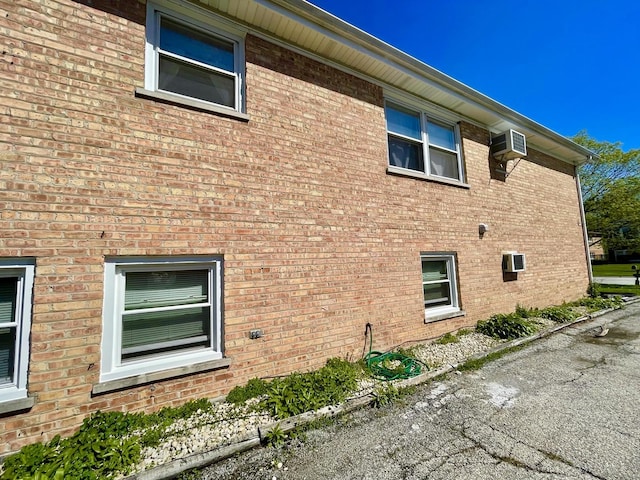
[203,301,640,479]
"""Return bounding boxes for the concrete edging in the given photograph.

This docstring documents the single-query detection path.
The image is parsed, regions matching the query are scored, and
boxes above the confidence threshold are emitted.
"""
[126,299,639,479]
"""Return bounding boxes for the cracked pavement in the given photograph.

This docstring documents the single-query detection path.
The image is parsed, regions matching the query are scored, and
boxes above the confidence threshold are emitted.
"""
[202,302,640,479]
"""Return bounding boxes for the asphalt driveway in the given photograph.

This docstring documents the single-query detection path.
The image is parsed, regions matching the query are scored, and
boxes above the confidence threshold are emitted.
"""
[203,302,640,479]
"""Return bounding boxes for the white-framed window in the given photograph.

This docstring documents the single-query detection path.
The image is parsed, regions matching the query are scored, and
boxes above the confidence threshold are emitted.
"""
[100,256,223,383]
[144,1,246,112]
[0,259,35,403]
[386,101,464,182]
[421,254,460,318]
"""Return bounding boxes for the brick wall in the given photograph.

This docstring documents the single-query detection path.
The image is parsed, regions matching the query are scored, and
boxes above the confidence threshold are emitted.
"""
[0,0,590,453]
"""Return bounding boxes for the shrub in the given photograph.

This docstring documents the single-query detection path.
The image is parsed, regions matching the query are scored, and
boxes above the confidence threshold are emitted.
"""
[0,400,215,480]
[587,282,602,298]
[573,296,623,312]
[539,306,578,323]
[476,313,537,340]
[260,358,361,419]
[0,413,141,480]
[515,304,540,318]
[226,377,269,405]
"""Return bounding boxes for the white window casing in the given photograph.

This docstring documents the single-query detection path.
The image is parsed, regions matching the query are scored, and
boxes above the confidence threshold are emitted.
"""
[385,99,465,184]
[421,253,460,320]
[0,259,35,404]
[100,256,223,383]
[144,0,246,114]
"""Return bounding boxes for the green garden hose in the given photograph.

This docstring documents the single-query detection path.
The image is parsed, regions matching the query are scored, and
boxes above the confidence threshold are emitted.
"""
[363,323,428,381]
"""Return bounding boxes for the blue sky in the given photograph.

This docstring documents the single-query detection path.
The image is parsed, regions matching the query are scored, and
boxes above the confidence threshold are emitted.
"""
[309,0,640,151]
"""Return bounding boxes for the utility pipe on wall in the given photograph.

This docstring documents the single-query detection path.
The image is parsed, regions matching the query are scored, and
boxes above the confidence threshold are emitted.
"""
[575,165,593,284]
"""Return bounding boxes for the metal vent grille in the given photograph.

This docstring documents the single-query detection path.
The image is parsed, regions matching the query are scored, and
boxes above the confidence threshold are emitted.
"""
[511,131,527,155]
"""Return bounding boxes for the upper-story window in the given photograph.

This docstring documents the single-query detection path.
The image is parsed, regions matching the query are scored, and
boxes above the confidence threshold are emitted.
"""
[144,1,245,113]
[385,101,464,183]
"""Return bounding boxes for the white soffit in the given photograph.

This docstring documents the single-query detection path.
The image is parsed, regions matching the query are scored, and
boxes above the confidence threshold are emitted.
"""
[199,0,595,165]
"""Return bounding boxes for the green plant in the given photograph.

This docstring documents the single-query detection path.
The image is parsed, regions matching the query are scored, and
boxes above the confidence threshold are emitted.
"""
[226,377,269,405]
[587,282,602,298]
[476,313,537,340]
[539,306,578,323]
[0,415,142,480]
[458,345,525,372]
[177,469,203,480]
[435,332,459,345]
[262,423,287,447]
[515,304,539,318]
[260,358,361,420]
[0,399,216,480]
[370,384,400,408]
[572,296,623,312]
[395,345,419,357]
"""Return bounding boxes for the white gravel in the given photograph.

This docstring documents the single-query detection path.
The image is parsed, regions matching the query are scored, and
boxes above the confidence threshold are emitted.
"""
[125,322,561,477]
[413,332,503,368]
[125,331,499,475]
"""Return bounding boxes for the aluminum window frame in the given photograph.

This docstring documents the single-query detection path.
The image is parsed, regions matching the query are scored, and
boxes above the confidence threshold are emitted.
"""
[0,259,34,404]
[144,0,246,113]
[100,256,223,383]
[385,100,465,183]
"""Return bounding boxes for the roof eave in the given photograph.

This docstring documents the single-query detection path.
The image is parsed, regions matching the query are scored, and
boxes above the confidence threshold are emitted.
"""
[215,0,598,165]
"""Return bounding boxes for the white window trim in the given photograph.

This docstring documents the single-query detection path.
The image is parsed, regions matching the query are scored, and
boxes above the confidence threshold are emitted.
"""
[100,256,223,383]
[385,99,466,184]
[421,253,461,320]
[0,259,35,404]
[144,0,246,114]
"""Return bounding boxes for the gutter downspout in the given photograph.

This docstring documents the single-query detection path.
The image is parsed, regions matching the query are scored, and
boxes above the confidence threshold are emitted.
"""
[575,166,593,284]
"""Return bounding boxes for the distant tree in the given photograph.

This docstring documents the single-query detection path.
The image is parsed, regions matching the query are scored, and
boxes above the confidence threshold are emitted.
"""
[573,131,640,254]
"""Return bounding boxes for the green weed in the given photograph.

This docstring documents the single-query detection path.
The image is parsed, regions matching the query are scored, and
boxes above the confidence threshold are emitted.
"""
[539,306,578,323]
[476,313,537,340]
[226,377,269,405]
[457,345,525,372]
[260,358,361,419]
[262,423,287,448]
[0,399,215,480]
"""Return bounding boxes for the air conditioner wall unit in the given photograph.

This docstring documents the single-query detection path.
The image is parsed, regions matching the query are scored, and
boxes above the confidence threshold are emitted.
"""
[491,129,527,159]
[503,252,526,273]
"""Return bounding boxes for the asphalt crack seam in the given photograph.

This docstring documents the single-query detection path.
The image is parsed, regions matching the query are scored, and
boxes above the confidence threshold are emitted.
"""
[464,420,609,480]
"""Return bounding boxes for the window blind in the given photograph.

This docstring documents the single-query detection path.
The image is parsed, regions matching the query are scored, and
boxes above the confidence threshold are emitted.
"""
[0,277,17,324]
[0,328,15,384]
[122,307,210,352]
[124,270,208,310]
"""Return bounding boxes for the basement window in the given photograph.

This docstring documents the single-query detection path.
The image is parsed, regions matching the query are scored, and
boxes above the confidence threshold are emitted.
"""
[0,259,35,405]
[100,256,223,383]
[421,253,461,321]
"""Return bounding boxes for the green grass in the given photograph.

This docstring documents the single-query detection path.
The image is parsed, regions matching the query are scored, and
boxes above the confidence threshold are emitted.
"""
[597,283,640,296]
[592,263,640,277]
[457,345,525,372]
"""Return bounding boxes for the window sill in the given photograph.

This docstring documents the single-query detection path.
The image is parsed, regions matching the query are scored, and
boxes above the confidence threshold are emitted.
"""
[0,396,35,415]
[135,88,250,122]
[387,166,470,189]
[425,309,466,324]
[92,357,232,396]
